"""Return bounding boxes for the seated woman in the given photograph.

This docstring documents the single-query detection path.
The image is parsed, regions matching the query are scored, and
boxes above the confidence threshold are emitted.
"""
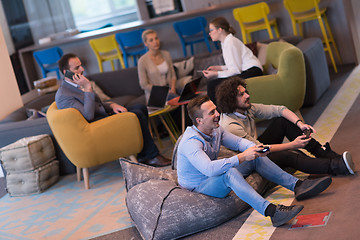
[138,29,178,102]
[202,17,263,102]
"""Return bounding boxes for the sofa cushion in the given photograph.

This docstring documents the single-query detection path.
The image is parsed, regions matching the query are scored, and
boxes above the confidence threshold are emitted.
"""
[88,68,144,97]
[110,95,146,107]
[90,81,111,102]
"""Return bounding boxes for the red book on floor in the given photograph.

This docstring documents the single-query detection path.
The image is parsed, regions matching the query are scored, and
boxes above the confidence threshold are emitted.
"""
[290,212,332,229]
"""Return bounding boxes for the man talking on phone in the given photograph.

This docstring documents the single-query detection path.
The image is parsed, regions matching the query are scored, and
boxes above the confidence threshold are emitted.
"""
[55,53,171,167]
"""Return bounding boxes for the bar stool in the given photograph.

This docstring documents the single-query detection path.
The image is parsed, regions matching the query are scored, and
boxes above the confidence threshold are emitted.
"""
[173,16,213,57]
[233,2,280,44]
[89,35,125,72]
[283,0,342,72]
[115,29,147,68]
[33,47,63,79]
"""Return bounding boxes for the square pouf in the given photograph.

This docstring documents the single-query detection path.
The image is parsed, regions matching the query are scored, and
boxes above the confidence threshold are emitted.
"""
[6,160,59,197]
[0,134,56,173]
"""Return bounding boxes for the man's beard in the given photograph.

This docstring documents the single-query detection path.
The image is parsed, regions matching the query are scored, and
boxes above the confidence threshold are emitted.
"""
[237,102,251,112]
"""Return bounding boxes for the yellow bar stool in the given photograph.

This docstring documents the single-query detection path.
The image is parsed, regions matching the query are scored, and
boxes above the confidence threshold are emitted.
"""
[89,35,125,72]
[233,2,280,44]
[283,0,342,73]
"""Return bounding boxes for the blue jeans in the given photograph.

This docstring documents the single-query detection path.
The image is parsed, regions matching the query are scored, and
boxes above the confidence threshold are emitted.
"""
[194,156,298,216]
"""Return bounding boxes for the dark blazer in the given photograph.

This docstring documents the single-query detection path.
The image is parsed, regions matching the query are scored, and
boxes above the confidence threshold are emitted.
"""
[55,81,111,122]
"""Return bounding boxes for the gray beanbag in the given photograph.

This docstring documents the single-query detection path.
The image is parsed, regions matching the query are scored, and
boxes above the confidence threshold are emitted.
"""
[120,158,271,240]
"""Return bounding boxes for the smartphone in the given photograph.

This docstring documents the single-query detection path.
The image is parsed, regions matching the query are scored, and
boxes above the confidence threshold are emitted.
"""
[257,146,270,153]
[64,70,76,79]
[303,128,313,139]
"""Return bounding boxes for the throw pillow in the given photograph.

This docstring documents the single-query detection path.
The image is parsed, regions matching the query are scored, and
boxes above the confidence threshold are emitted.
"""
[119,158,177,191]
[90,81,111,102]
[245,42,258,56]
[173,57,194,78]
[257,42,269,66]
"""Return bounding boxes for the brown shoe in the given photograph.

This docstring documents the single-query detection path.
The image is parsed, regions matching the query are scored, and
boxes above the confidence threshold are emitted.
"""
[145,154,171,167]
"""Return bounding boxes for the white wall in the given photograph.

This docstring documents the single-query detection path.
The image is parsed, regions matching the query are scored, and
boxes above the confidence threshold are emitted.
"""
[0,23,23,120]
[0,1,14,55]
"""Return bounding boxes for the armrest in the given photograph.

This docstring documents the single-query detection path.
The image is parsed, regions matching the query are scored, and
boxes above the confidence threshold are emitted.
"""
[246,75,286,106]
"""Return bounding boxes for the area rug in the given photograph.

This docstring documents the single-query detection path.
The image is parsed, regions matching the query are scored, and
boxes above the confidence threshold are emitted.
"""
[0,161,133,240]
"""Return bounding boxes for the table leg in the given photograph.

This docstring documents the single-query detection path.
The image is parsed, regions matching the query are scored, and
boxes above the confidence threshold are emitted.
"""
[159,115,177,143]
[150,118,163,148]
[181,105,185,133]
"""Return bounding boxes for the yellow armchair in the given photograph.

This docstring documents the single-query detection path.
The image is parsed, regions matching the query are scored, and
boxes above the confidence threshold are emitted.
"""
[46,102,143,189]
[246,41,306,112]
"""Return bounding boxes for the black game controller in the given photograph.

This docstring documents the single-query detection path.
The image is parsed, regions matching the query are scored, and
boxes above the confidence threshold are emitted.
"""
[303,128,313,139]
[257,145,270,153]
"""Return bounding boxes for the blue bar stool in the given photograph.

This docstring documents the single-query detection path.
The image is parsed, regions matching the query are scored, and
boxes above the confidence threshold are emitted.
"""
[115,29,147,68]
[173,16,212,57]
[33,47,63,79]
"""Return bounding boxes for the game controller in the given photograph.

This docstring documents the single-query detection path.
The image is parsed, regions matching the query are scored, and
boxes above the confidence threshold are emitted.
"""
[303,128,313,139]
[257,145,270,153]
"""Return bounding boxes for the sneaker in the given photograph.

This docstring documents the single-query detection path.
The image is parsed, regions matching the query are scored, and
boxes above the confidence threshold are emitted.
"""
[322,142,341,158]
[294,176,332,201]
[342,151,355,175]
[271,204,304,227]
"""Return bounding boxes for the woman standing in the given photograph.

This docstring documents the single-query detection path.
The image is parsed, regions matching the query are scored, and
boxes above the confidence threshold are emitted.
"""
[138,29,178,102]
[203,17,263,102]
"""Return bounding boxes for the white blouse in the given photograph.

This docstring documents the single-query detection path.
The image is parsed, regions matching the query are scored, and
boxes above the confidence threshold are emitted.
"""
[218,34,263,78]
[156,60,169,86]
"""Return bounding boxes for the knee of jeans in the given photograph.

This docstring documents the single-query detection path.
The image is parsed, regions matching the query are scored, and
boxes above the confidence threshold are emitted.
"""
[224,168,244,185]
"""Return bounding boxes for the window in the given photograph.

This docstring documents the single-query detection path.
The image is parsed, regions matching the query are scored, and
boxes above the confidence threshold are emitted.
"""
[69,0,138,30]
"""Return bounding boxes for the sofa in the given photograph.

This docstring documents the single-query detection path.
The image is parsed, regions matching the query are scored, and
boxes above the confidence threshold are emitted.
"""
[262,36,331,106]
[247,41,306,112]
